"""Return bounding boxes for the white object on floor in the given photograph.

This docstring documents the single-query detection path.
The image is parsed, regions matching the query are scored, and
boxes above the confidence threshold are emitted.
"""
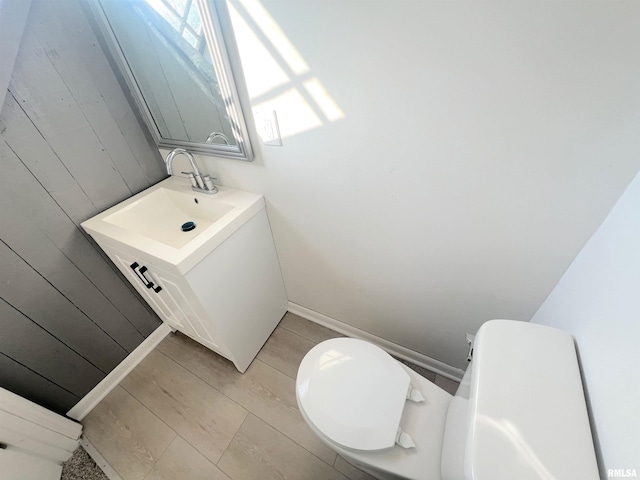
[0,387,82,480]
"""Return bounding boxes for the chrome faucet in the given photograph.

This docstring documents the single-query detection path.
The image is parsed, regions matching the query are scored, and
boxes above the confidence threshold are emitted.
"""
[165,148,217,194]
[205,132,230,145]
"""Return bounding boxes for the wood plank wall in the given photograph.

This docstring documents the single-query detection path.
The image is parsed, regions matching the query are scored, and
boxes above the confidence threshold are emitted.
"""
[0,0,167,416]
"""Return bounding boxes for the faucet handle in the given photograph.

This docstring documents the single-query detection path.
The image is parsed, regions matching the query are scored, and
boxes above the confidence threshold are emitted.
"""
[181,171,198,189]
[202,175,218,193]
[187,172,205,190]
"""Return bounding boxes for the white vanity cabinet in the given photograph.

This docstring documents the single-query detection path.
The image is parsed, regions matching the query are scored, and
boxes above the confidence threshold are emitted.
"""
[87,200,287,373]
[107,246,223,354]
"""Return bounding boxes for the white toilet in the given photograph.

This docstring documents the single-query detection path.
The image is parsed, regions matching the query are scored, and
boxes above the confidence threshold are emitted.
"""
[296,320,600,480]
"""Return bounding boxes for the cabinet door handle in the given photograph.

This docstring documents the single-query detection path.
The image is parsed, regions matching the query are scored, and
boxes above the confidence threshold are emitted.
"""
[130,262,162,293]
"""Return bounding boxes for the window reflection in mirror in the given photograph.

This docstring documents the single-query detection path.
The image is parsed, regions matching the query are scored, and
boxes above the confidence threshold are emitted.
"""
[89,0,253,160]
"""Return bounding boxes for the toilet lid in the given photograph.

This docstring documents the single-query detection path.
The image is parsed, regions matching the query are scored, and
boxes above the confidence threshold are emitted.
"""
[296,338,410,451]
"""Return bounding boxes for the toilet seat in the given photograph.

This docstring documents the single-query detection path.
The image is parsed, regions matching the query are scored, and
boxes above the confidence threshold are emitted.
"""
[296,338,411,451]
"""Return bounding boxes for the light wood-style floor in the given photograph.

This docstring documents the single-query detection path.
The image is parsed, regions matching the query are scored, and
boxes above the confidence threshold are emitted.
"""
[82,313,460,480]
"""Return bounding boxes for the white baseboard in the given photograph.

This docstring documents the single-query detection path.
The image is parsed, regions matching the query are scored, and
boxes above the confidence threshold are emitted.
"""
[287,302,464,381]
[67,323,172,421]
[79,436,123,480]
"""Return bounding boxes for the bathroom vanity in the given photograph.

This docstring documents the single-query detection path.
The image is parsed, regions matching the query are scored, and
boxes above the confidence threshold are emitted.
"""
[82,177,287,372]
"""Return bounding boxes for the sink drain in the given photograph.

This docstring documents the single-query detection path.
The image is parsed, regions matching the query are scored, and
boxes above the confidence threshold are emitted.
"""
[181,221,196,232]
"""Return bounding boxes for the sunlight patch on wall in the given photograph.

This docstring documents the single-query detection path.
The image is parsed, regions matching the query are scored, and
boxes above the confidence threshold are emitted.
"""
[236,0,309,76]
[228,2,290,98]
[303,78,345,122]
[254,89,322,138]
[229,0,344,139]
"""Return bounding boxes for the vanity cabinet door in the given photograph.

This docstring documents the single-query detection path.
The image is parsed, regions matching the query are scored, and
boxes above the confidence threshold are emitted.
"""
[105,247,199,339]
[148,269,224,354]
[100,244,226,356]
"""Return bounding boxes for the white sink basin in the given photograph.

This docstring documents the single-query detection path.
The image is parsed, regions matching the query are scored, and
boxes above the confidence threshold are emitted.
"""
[104,187,234,249]
[82,176,264,274]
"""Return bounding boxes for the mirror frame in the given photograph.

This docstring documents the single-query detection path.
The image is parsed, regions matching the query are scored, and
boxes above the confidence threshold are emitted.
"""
[86,0,254,161]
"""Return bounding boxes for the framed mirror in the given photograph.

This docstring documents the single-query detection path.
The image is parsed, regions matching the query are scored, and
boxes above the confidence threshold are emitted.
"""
[87,0,253,161]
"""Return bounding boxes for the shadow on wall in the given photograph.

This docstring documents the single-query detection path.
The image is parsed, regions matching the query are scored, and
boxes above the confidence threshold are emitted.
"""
[228,0,344,139]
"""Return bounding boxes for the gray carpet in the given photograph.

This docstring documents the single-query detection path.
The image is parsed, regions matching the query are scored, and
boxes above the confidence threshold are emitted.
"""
[61,446,109,480]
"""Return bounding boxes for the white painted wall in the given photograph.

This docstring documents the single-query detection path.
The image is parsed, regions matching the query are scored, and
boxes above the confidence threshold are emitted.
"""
[531,168,640,475]
[172,1,640,369]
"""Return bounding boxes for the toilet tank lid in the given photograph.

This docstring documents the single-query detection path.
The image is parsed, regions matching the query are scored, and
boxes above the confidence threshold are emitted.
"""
[296,338,410,451]
[466,320,599,480]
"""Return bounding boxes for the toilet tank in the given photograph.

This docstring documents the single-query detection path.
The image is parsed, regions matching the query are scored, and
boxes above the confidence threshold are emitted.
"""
[440,320,599,480]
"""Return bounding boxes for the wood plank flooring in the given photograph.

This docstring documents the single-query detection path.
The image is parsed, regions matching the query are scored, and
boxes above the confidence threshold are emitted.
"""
[82,313,459,480]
